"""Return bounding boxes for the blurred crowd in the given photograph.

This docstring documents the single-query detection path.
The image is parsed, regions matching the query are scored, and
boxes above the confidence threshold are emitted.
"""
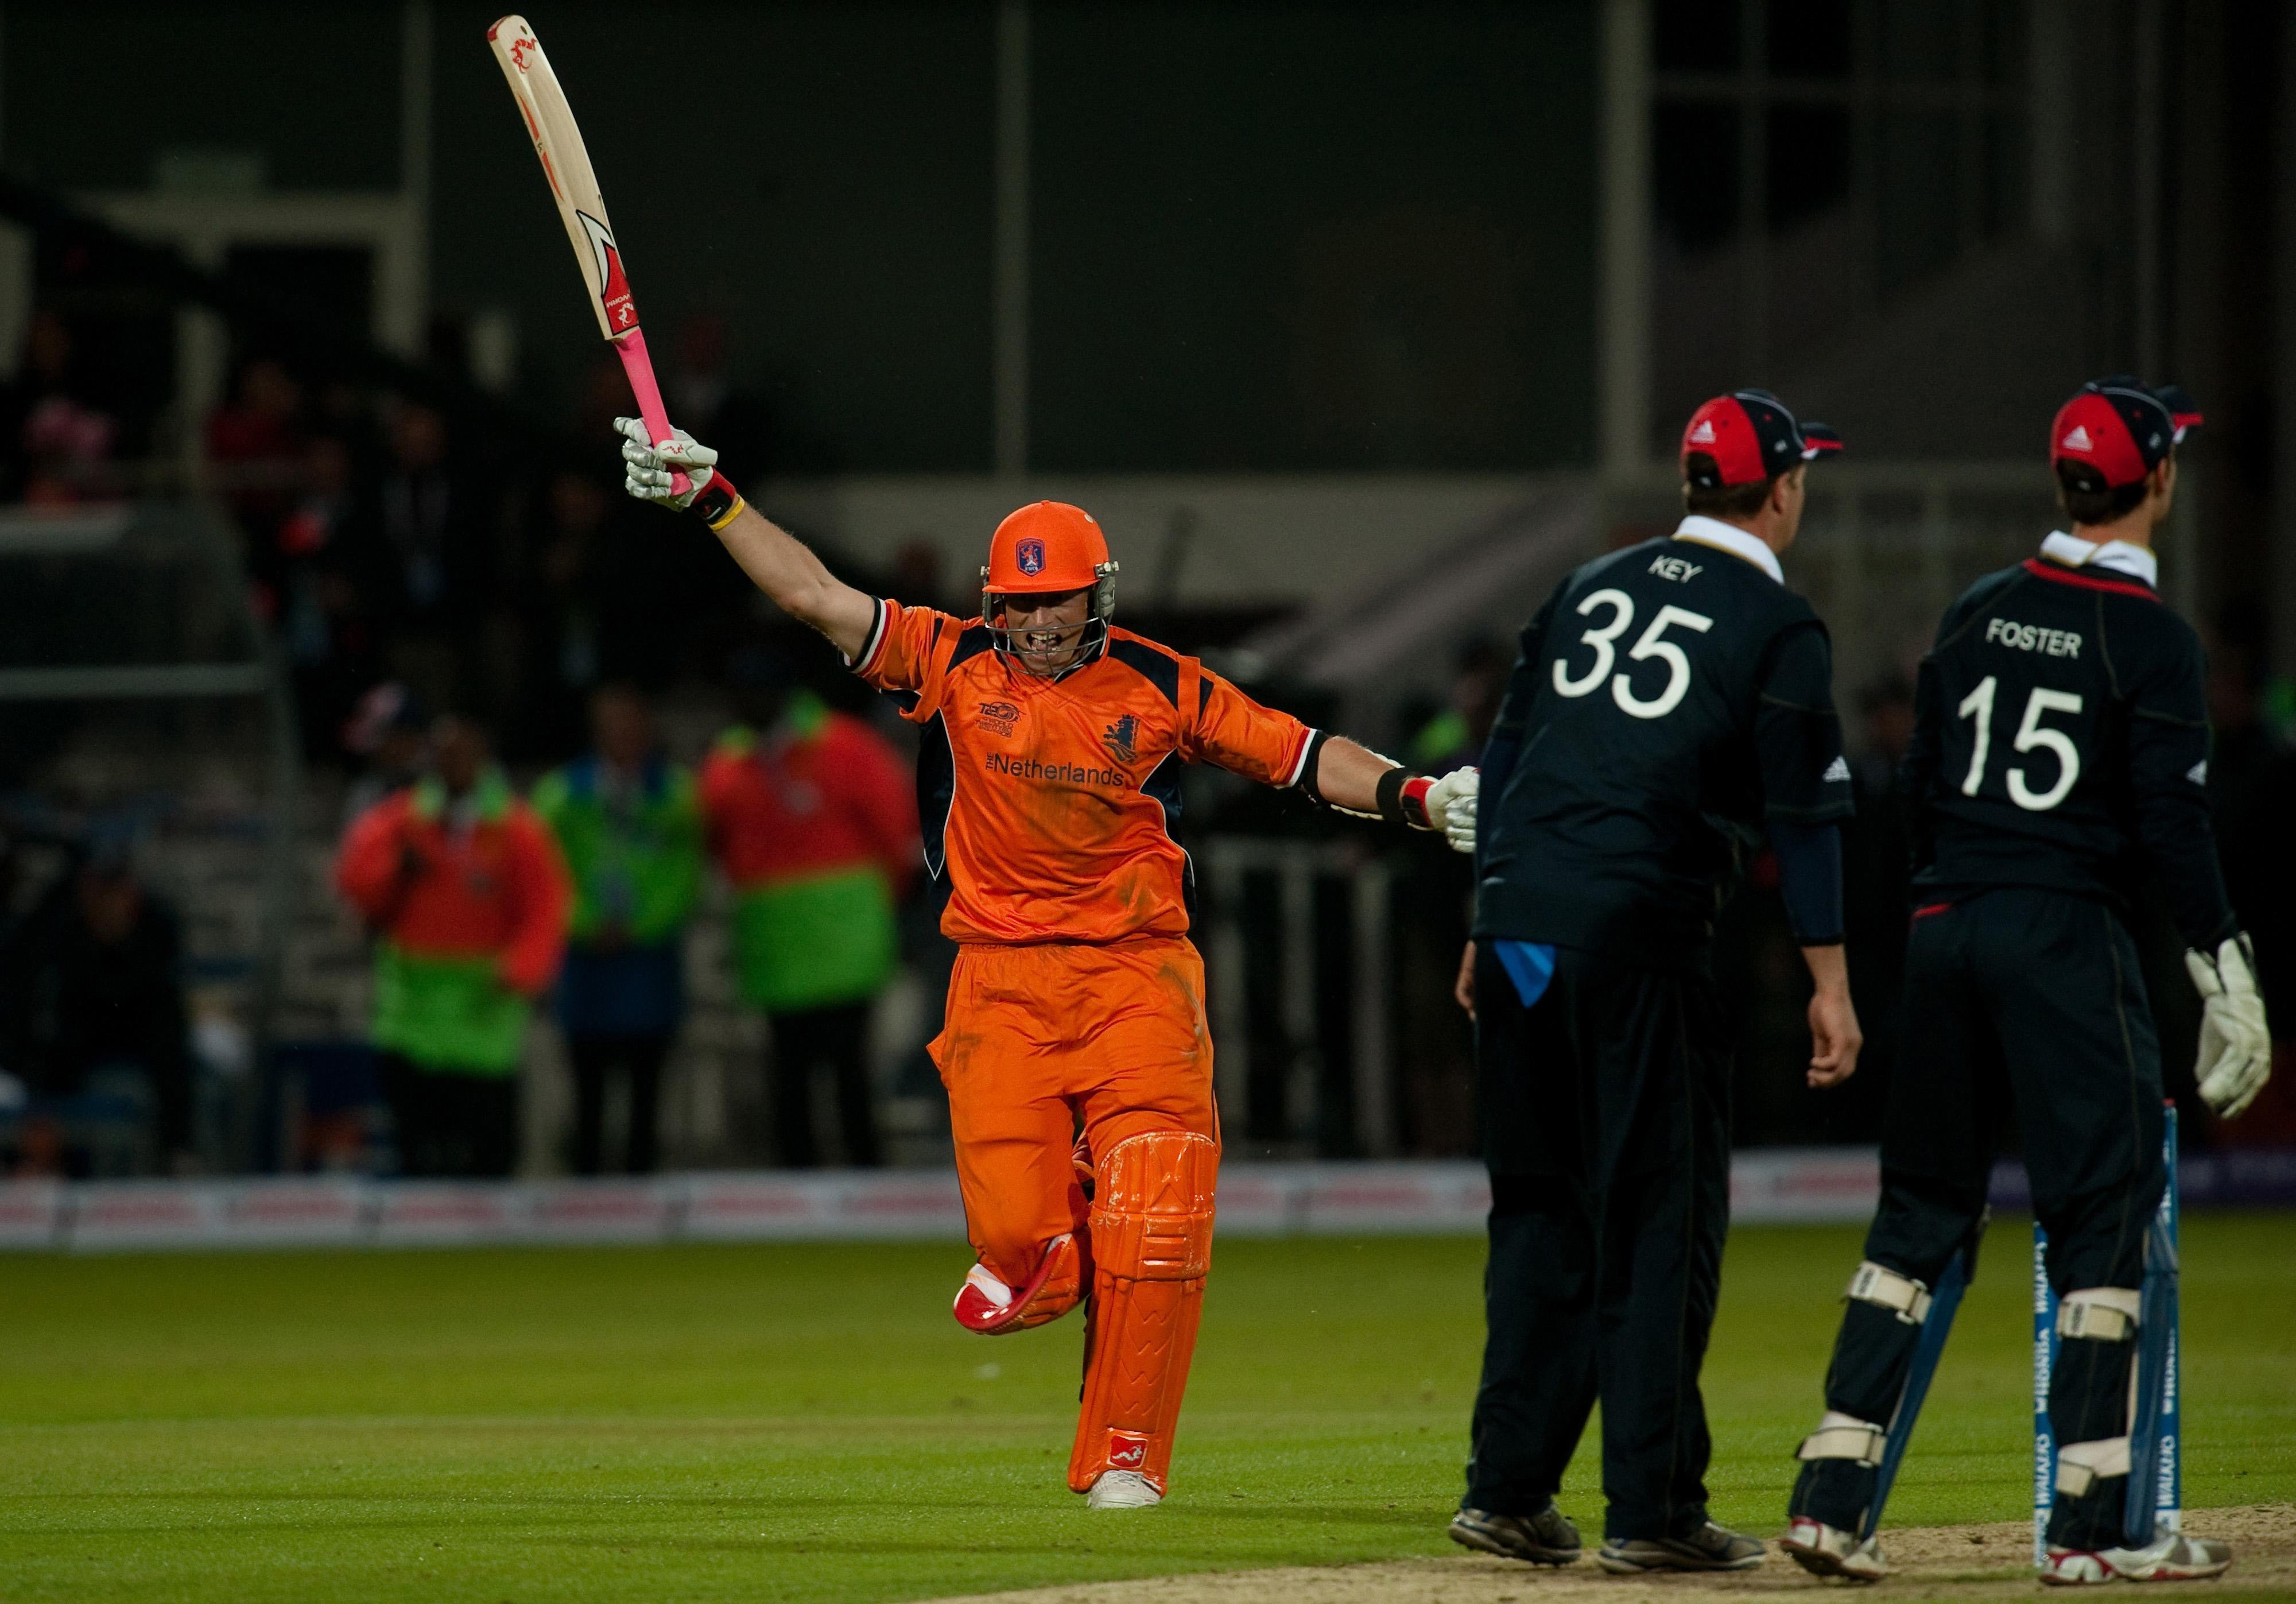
[2,302,2295,1178]
[0,303,947,1178]
[325,671,917,1178]
[0,827,192,1175]
[0,304,792,762]
[0,665,926,1180]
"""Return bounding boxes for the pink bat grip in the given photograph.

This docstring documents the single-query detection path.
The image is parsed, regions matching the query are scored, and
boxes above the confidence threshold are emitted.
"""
[614,329,692,497]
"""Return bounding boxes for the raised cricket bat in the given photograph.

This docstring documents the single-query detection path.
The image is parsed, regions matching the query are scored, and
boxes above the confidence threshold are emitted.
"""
[487,14,688,493]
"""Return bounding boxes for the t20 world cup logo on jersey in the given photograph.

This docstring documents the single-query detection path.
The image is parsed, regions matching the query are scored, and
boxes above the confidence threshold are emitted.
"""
[1102,714,1139,763]
[1016,537,1046,576]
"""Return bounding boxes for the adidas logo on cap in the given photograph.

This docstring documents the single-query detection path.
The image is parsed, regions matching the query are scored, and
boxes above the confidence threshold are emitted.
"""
[2062,424,2092,452]
[1821,756,1850,783]
[1688,420,1716,444]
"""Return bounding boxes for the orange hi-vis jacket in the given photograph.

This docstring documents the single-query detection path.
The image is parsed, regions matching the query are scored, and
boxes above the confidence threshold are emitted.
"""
[335,773,572,1073]
[851,599,1314,945]
[697,694,919,1012]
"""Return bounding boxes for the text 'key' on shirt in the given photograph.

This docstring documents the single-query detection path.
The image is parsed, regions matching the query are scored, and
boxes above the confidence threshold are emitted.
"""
[1475,526,1852,964]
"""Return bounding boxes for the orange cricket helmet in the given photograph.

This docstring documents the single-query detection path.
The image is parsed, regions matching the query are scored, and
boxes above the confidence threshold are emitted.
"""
[980,501,1121,668]
[982,501,1114,594]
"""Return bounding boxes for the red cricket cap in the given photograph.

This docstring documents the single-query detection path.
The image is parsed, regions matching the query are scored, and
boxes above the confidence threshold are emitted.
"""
[1681,389,1843,489]
[2050,377,2202,490]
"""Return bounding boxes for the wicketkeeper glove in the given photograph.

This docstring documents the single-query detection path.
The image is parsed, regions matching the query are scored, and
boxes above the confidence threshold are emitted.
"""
[1424,767,1479,856]
[616,417,745,530]
[2185,932,2271,1119]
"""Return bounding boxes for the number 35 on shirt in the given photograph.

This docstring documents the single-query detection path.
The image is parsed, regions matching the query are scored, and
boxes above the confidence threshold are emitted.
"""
[1550,588,1715,720]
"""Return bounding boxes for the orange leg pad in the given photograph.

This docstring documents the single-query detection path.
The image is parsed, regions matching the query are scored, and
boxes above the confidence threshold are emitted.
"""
[1066,1130,1218,1494]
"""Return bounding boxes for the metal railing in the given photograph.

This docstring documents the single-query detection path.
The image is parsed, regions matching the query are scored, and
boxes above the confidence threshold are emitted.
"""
[0,498,304,1172]
[1199,836,1396,1157]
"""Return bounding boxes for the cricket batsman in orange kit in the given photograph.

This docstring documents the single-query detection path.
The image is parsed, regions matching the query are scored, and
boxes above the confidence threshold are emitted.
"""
[617,419,1476,1508]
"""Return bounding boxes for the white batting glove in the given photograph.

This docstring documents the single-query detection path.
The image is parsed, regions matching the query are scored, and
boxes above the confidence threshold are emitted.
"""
[1424,767,1479,856]
[616,416,718,511]
[2186,933,2271,1119]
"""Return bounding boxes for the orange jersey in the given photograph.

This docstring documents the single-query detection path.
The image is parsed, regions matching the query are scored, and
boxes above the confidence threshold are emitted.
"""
[852,600,1313,945]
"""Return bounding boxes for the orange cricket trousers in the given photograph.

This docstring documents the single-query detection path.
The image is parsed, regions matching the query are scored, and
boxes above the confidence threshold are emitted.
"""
[930,936,1220,1495]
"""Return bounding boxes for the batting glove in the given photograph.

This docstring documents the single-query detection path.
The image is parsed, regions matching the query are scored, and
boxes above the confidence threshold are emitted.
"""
[616,417,712,505]
[618,416,747,530]
[2186,933,2271,1119]
[1424,767,1479,856]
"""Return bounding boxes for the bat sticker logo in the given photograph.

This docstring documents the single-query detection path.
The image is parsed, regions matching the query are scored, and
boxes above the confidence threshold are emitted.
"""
[506,36,538,69]
[576,211,639,332]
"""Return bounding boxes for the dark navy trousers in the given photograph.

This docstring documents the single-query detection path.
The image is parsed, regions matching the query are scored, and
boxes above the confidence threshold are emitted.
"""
[1801,888,2164,1549]
[1465,941,1731,1543]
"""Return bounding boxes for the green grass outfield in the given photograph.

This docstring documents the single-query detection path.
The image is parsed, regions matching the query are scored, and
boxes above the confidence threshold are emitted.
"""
[2,1214,2291,1604]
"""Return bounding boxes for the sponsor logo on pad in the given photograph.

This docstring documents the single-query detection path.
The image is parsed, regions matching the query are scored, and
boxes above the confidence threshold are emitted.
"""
[1107,1432,1149,1470]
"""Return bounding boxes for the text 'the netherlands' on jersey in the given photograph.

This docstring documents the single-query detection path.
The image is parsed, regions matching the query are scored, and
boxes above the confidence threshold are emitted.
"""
[851,599,1313,946]
[1475,520,1853,966]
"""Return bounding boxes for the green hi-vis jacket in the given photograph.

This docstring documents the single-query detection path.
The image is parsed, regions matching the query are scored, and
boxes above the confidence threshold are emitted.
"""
[528,755,706,949]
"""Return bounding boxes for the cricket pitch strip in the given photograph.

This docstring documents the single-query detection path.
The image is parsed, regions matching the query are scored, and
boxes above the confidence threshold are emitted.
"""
[936,1504,2295,1604]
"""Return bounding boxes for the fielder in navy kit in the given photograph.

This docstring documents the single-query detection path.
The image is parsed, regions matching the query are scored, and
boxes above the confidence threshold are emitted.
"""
[1780,379,2271,1586]
[1447,392,1863,1575]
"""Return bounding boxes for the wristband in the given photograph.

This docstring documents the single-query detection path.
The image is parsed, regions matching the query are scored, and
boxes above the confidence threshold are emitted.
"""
[690,470,746,532]
[1375,766,1436,830]
[1293,730,1337,805]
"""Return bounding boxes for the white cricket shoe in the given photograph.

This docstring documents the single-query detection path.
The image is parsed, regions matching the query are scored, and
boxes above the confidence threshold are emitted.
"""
[1085,1470,1163,1509]
[2040,1531,2232,1585]
[1780,1516,1887,1582]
